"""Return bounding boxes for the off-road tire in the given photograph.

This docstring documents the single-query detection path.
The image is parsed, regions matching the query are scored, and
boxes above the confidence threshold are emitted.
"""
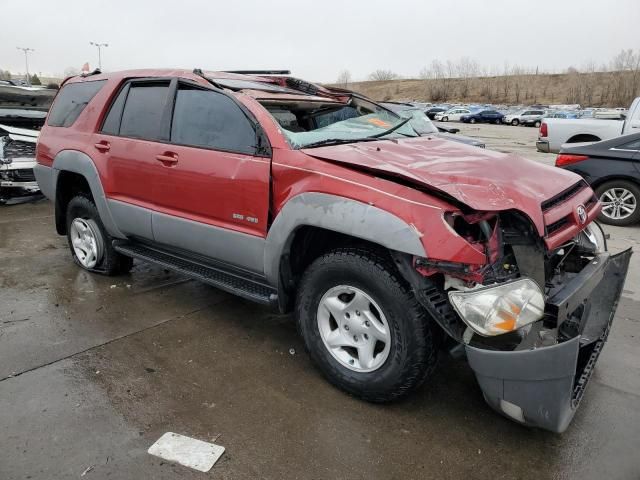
[295,247,439,403]
[595,180,640,226]
[66,195,133,275]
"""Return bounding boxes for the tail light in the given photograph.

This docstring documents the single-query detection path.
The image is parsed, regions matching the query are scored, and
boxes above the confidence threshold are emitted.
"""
[555,154,589,167]
[539,122,548,137]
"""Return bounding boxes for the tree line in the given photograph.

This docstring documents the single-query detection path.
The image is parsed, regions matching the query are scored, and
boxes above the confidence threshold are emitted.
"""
[336,49,640,107]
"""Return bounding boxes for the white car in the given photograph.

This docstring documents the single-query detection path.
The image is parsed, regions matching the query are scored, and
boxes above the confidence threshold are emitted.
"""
[537,97,640,153]
[503,109,546,126]
[434,108,470,122]
[0,124,40,204]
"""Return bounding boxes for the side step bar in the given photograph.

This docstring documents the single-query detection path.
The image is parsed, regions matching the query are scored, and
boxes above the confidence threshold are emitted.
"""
[113,241,278,306]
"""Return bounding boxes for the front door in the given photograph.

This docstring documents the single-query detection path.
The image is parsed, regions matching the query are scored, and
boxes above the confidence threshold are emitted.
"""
[151,81,271,274]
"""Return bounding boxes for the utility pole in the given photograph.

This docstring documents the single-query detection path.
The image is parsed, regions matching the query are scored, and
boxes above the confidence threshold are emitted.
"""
[16,47,35,85]
[89,42,109,70]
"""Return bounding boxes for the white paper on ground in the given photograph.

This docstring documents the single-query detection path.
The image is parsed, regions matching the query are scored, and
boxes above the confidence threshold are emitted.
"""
[148,432,225,472]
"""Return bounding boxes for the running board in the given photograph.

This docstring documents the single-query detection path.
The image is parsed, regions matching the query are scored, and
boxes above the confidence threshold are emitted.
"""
[113,241,278,306]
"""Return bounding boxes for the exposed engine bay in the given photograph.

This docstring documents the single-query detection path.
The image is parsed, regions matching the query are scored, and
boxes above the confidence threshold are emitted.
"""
[396,210,613,352]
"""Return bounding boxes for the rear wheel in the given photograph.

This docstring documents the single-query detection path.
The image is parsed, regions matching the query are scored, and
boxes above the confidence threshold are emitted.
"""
[66,195,133,275]
[595,180,640,226]
[511,119,519,126]
[534,120,542,128]
[295,248,439,402]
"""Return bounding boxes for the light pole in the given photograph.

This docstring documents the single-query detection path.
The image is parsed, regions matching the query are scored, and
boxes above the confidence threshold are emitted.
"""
[16,47,35,85]
[89,42,109,70]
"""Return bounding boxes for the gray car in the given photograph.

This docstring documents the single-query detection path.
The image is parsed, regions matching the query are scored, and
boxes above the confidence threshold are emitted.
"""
[380,102,486,148]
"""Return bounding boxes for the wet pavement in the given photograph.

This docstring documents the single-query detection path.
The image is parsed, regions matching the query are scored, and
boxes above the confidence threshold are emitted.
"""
[2,182,640,478]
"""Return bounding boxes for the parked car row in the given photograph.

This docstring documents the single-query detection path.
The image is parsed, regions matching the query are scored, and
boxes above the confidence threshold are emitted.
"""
[380,102,485,147]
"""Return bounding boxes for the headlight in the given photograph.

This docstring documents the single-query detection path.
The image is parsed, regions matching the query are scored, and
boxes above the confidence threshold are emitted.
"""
[579,222,607,254]
[448,278,545,336]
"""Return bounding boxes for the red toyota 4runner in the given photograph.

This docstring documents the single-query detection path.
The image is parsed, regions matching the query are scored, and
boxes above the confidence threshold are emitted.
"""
[35,69,631,432]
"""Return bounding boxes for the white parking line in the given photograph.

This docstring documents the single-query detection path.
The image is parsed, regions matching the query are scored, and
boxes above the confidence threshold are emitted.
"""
[148,432,225,472]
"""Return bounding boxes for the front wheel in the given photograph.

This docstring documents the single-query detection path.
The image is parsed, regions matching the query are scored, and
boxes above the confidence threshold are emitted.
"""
[295,248,439,402]
[469,118,476,124]
[66,195,133,275]
[511,119,519,126]
[595,181,640,226]
[442,116,449,122]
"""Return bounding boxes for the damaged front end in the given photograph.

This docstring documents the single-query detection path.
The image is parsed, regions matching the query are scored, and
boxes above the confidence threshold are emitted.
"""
[0,124,42,204]
[396,210,632,433]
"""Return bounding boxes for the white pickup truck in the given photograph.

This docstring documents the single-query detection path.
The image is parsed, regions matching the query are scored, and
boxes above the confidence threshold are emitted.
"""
[537,97,640,153]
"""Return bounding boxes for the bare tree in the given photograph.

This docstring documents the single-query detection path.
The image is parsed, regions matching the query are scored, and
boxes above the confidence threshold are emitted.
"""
[368,69,398,81]
[336,70,352,89]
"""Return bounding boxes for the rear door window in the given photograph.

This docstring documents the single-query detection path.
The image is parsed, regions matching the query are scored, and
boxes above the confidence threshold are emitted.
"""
[170,85,256,154]
[47,80,106,127]
[118,82,171,140]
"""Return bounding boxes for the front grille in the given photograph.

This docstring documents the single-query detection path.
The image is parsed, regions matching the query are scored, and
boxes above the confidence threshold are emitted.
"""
[546,216,570,235]
[11,168,35,182]
[542,181,588,212]
[1,137,36,162]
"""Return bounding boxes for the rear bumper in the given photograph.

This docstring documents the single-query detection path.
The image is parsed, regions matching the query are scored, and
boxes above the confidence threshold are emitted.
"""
[536,139,550,152]
[465,248,632,433]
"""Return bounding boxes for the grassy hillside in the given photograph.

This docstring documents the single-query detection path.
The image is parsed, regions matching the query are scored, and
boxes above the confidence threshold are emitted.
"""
[342,71,640,108]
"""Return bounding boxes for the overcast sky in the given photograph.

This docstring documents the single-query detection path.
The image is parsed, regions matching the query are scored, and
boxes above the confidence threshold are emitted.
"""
[2,0,639,82]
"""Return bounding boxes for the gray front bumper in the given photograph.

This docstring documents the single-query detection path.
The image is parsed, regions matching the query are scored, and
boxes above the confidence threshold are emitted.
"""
[465,249,632,433]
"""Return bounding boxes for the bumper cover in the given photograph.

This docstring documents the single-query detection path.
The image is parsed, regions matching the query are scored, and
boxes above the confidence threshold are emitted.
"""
[536,139,550,152]
[465,248,632,433]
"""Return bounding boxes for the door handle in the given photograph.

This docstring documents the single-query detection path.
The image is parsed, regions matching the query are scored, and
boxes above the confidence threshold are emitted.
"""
[94,141,110,152]
[155,153,179,166]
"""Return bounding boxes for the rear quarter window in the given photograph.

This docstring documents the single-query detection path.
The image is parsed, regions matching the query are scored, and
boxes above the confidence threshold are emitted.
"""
[47,80,106,127]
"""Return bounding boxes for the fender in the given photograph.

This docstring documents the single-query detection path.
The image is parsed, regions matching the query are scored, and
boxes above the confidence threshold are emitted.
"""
[51,150,125,239]
[263,192,427,285]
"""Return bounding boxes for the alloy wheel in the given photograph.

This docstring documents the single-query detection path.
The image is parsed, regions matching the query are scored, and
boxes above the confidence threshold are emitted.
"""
[316,285,391,373]
[70,218,103,268]
[600,188,637,220]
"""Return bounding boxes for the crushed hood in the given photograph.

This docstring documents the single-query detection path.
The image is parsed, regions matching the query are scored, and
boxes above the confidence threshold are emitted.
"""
[302,136,584,234]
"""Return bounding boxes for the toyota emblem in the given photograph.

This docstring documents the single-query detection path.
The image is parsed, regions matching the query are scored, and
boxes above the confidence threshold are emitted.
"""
[576,205,587,225]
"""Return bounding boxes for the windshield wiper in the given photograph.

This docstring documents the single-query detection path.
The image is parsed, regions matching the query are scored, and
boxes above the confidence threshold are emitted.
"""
[366,116,413,138]
[301,137,381,149]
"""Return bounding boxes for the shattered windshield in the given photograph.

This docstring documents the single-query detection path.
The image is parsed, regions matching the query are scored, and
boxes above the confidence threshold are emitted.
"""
[262,97,419,149]
[395,108,438,135]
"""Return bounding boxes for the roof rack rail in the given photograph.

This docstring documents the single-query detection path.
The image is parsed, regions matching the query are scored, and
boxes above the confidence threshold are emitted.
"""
[192,68,224,89]
[80,68,102,78]
[222,70,291,75]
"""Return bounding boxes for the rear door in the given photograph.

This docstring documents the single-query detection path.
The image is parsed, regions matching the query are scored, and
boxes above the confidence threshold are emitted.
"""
[151,80,271,273]
[95,78,172,239]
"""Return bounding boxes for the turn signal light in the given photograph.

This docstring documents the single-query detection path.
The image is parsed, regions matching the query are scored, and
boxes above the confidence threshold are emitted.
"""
[555,154,589,167]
